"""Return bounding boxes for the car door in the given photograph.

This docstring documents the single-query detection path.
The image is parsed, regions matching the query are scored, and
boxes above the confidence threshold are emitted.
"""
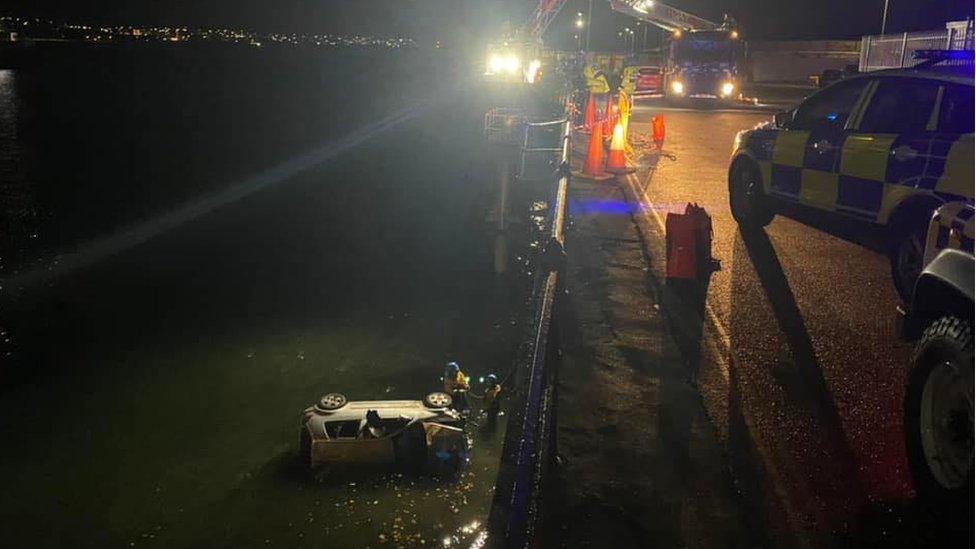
[841,76,943,222]
[931,82,975,205]
[771,78,872,210]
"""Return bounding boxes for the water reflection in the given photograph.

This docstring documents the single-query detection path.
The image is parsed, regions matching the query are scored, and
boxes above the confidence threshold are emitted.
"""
[0,68,39,275]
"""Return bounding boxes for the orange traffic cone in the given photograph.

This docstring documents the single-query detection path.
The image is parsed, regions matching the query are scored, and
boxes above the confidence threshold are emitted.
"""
[652,114,666,150]
[582,119,606,178]
[603,94,616,136]
[606,120,635,174]
[582,93,596,133]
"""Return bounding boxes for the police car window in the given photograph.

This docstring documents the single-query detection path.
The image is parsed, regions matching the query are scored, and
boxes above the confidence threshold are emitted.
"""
[790,79,869,131]
[859,78,940,134]
[938,84,975,133]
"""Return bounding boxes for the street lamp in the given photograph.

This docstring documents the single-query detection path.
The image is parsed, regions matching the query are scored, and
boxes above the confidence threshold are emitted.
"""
[576,12,584,29]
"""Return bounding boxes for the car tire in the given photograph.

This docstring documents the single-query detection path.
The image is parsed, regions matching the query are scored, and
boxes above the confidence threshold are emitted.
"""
[315,393,348,411]
[889,208,933,302]
[729,161,775,229]
[423,392,453,409]
[904,316,974,509]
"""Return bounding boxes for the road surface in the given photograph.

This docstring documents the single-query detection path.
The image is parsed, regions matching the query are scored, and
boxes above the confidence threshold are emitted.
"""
[610,99,951,546]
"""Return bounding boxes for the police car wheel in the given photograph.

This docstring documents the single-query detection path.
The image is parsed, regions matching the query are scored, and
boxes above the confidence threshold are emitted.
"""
[729,162,774,228]
[889,212,930,302]
[904,316,974,508]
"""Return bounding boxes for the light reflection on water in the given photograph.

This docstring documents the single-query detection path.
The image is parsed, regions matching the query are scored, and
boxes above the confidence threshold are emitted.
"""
[0,49,533,548]
[0,68,39,278]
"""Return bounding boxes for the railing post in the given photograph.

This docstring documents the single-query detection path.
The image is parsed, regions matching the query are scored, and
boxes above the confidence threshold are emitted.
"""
[859,36,870,72]
[899,31,909,67]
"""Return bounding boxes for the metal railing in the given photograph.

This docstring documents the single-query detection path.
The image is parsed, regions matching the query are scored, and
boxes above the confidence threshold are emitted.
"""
[487,105,572,549]
[518,118,566,178]
[485,107,526,143]
[859,21,974,71]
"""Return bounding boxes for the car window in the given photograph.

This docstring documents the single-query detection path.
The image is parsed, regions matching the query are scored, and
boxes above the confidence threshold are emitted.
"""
[938,83,974,133]
[858,78,940,134]
[325,420,361,439]
[790,78,870,132]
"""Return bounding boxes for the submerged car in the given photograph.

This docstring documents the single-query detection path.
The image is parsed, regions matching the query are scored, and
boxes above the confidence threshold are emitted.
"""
[299,392,467,472]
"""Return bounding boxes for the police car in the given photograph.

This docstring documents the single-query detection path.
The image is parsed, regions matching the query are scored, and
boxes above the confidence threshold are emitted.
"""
[728,50,974,300]
[900,202,973,508]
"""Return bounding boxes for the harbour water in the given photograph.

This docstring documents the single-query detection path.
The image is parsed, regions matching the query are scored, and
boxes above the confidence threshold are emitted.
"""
[0,43,539,548]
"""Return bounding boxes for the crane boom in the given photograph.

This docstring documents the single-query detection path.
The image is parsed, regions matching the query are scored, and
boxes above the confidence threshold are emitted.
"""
[530,0,571,40]
[609,0,718,32]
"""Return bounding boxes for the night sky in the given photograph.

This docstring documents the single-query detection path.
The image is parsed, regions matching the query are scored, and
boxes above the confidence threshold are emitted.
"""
[2,0,973,45]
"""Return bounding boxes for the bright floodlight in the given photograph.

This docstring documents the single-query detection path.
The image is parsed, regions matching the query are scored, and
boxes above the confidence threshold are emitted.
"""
[487,53,520,74]
[671,81,684,95]
[721,82,735,96]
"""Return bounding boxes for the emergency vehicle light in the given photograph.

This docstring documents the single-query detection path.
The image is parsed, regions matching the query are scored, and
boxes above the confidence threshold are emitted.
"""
[912,49,974,61]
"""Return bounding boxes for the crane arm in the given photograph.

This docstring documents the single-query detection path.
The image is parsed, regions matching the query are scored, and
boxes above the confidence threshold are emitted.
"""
[530,0,572,40]
[609,0,718,32]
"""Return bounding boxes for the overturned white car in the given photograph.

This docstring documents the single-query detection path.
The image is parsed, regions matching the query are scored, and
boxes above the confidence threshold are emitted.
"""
[299,392,468,472]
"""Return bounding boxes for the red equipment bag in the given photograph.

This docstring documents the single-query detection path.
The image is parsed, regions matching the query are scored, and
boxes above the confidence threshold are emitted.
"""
[665,203,713,280]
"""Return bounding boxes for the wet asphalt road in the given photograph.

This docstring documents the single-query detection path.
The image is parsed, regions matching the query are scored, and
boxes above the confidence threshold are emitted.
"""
[611,99,959,546]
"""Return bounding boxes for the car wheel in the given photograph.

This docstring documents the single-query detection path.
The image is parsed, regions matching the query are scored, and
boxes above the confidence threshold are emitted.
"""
[889,211,931,302]
[904,316,974,508]
[424,392,453,409]
[315,393,348,411]
[729,161,774,228]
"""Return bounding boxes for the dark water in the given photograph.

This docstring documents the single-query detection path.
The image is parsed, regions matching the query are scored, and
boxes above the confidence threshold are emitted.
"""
[0,44,539,548]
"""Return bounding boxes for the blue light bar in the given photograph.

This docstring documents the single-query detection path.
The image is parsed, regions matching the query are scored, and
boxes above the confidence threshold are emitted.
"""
[912,49,975,61]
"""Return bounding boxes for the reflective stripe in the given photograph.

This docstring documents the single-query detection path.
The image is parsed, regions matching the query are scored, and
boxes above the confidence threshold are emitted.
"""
[742,125,973,229]
[799,169,838,210]
[935,134,975,200]
[772,131,808,167]
[841,134,897,181]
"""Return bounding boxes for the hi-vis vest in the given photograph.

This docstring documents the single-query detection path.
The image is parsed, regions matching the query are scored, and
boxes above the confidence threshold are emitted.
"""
[584,65,610,94]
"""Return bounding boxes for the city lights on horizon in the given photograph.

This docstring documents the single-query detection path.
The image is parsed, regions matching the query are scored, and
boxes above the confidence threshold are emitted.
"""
[0,15,417,49]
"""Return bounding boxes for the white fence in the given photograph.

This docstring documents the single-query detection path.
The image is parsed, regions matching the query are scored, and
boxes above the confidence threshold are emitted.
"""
[859,20,974,72]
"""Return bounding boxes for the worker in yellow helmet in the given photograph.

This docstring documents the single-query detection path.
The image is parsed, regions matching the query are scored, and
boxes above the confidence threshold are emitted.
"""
[443,362,470,413]
[620,66,637,97]
[483,374,502,423]
[583,64,610,94]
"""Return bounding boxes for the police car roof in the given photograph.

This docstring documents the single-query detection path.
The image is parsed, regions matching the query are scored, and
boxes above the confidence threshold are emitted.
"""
[849,65,974,86]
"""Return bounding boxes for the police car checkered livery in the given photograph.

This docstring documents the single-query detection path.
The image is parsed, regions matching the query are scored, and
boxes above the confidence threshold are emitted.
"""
[728,59,974,300]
